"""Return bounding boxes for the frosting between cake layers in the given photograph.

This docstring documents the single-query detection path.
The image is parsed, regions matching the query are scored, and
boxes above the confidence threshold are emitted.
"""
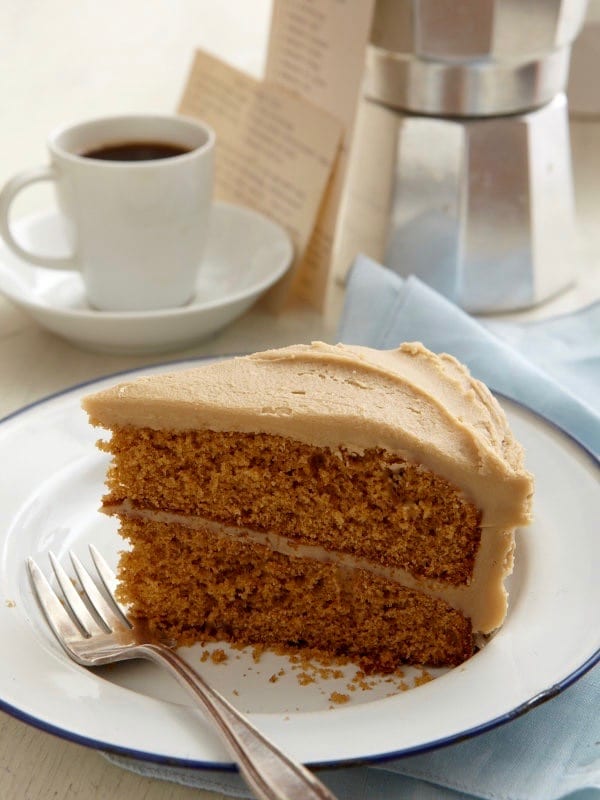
[105,501,512,633]
[83,342,533,529]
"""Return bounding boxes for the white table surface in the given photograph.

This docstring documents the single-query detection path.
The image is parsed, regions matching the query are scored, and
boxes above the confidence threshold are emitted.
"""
[1,3,599,799]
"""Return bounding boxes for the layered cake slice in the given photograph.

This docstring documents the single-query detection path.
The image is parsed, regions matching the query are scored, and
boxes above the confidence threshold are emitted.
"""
[82,342,533,672]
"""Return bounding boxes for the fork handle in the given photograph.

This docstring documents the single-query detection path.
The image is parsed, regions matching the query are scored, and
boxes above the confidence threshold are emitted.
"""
[132,643,337,800]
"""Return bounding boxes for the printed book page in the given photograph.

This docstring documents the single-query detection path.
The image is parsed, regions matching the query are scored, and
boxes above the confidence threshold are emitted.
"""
[179,48,343,308]
[266,0,376,306]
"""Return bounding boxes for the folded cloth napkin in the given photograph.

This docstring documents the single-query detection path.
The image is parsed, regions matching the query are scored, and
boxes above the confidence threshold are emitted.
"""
[339,255,600,459]
[104,254,600,799]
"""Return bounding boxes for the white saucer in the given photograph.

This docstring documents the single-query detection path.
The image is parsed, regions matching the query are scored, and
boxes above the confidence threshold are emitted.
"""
[0,203,293,354]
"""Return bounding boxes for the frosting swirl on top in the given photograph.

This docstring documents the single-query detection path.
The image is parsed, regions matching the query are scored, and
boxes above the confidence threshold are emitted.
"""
[83,341,533,527]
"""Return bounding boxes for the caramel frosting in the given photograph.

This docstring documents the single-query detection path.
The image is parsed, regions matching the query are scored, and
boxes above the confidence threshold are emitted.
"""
[83,341,533,528]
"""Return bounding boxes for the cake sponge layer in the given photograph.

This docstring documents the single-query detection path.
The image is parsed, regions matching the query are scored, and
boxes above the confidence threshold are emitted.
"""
[102,427,482,585]
[117,517,474,670]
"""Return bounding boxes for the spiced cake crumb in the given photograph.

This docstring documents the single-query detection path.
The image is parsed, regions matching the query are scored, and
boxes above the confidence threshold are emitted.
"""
[211,648,228,664]
[329,692,350,705]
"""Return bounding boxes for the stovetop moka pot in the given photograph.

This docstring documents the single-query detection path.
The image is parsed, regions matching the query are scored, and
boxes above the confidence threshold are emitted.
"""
[362,0,587,312]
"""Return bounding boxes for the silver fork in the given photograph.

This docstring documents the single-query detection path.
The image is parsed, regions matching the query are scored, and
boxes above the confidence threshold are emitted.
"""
[27,546,337,800]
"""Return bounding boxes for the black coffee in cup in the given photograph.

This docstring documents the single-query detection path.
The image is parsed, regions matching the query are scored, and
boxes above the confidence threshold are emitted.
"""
[81,141,190,161]
[0,112,215,311]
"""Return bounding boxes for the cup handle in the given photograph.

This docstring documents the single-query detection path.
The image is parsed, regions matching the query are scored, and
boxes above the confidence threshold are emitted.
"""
[0,165,77,270]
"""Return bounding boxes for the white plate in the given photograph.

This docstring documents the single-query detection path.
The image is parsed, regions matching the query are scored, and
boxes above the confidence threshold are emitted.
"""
[0,360,598,769]
[0,204,292,355]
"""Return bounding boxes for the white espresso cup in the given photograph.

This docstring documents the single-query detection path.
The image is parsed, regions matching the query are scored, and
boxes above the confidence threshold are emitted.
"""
[0,113,215,311]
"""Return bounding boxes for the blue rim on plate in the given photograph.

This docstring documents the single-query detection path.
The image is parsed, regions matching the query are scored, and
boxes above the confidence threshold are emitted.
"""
[0,356,598,771]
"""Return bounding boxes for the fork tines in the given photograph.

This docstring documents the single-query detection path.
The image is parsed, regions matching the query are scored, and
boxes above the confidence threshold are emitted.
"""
[27,547,131,656]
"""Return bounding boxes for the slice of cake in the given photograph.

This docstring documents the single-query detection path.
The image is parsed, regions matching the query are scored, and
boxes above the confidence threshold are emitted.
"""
[82,342,533,672]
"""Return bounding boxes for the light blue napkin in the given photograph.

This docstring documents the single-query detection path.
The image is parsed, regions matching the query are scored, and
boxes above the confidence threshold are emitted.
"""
[335,254,600,799]
[105,254,600,798]
[339,255,600,459]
